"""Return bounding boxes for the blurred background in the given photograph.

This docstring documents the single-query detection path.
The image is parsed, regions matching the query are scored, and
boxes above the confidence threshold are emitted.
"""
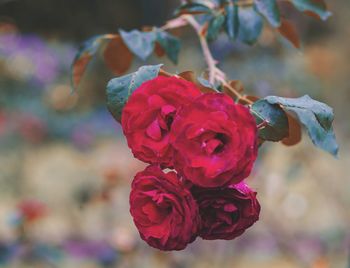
[0,0,349,267]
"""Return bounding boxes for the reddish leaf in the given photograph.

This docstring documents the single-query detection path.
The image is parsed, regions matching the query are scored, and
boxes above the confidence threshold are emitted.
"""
[158,69,173,77]
[178,70,196,82]
[103,35,133,75]
[282,112,302,146]
[277,19,301,49]
[72,53,92,91]
[71,34,112,91]
[154,42,166,57]
[304,10,321,20]
[304,0,328,20]
[230,80,244,93]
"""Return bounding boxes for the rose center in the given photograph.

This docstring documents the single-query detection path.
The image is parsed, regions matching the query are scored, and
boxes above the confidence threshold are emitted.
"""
[152,193,172,213]
[145,105,176,141]
[159,104,176,131]
[207,202,239,226]
[164,113,174,131]
[201,133,227,155]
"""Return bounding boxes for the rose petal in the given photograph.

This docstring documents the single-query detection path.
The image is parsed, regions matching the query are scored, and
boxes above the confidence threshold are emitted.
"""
[161,105,176,117]
[204,139,223,155]
[146,119,162,141]
[142,202,167,223]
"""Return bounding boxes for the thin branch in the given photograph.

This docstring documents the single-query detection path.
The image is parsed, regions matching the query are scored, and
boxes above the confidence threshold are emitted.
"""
[182,16,254,104]
[161,16,188,31]
[160,3,254,104]
[184,16,225,84]
[218,78,254,105]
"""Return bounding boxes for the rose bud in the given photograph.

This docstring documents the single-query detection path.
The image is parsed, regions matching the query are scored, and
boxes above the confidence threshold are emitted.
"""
[192,182,260,240]
[122,76,201,167]
[129,165,200,251]
[170,93,258,188]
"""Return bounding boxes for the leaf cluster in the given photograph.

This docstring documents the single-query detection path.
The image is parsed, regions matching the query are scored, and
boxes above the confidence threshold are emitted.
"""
[71,28,180,91]
[176,0,331,46]
[71,0,338,157]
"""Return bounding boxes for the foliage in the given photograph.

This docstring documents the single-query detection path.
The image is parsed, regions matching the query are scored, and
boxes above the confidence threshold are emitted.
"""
[264,95,338,156]
[251,99,289,142]
[71,1,337,157]
[71,28,180,91]
[176,0,331,45]
[72,0,338,250]
[106,64,162,122]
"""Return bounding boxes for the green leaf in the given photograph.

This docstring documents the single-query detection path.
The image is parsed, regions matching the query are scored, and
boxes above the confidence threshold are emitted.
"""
[264,95,339,156]
[238,7,263,45]
[251,99,289,141]
[225,2,239,40]
[254,0,281,27]
[156,30,181,64]
[71,34,112,92]
[291,0,332,21]
[106,64,162,122]
[119,29,157,61]
[174,3,212,16]
[207,14,226,41]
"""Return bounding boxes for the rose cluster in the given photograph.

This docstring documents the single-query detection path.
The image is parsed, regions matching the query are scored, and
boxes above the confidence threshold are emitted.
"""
[122,76,260,251]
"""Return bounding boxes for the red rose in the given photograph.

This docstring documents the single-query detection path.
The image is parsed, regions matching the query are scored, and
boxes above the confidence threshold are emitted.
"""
[170,93,258,188]
[129,165,200,251]
[192,182,260,240]
[122,76,201,166]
